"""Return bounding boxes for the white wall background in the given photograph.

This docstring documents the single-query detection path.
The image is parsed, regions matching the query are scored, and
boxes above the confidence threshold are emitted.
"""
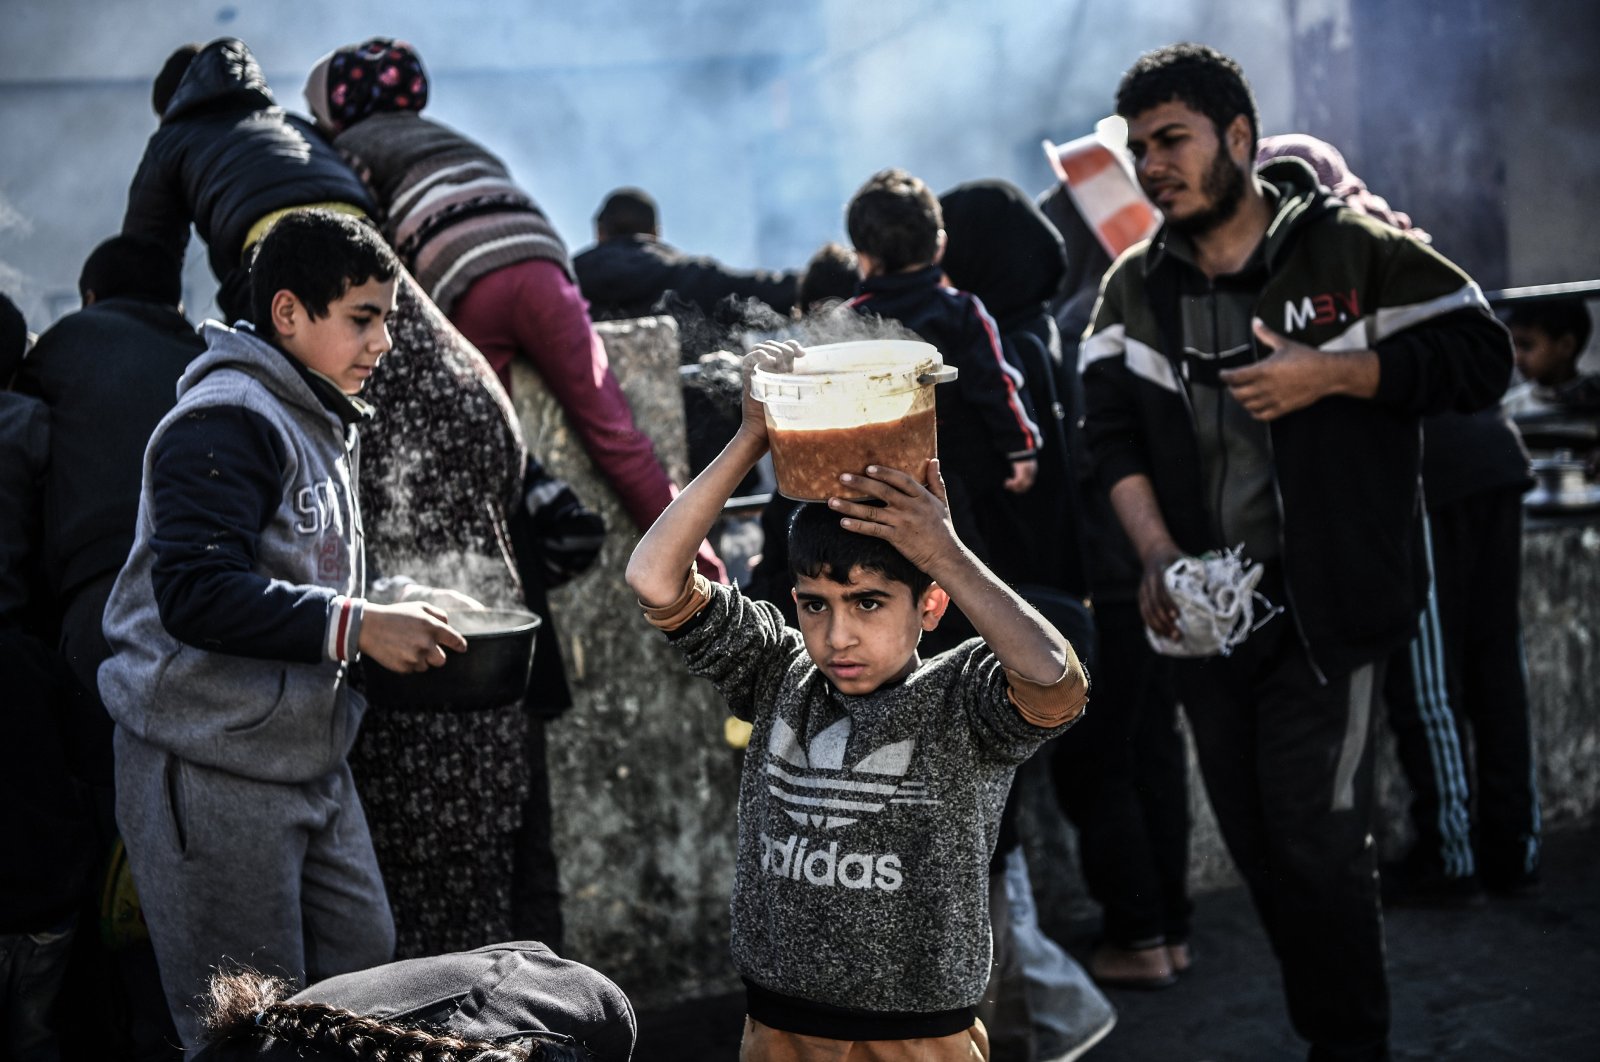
[0,0,1295,326]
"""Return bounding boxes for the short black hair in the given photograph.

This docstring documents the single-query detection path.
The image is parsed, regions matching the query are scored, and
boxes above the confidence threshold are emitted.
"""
[0,291,26,387]
[596,187,658,238]
[248,210,399,335]
[1116,42,1260,154]
[80,235,183,305]
[797,242,860,314]
[846,168,942,274]
[153,43,202,118]
[787,502,933,599]
[1505,298,1593,353]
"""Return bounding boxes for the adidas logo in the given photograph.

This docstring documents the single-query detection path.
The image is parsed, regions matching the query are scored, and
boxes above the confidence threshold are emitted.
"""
[759,832,903,891]
[765,717,940,830]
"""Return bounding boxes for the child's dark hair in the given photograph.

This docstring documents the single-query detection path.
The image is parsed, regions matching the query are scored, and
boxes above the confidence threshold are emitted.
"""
[0,291,27,389]
[199,970,589,1062]
[249,210,399,335]
[845,169,942,274]
[595,188,659,238]
[79,235,183,305]
[1505,298,1593,353]
[788,502,933,598]
[1116,43,1260,154]
[797,242,860,314]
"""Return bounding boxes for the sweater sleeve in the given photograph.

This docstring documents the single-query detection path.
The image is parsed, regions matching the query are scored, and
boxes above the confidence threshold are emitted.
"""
[148,406,339,662]
[954,643,1081,766]
[656,581,808,722]
[952,294,1040,462]
[1367,234,1513,415]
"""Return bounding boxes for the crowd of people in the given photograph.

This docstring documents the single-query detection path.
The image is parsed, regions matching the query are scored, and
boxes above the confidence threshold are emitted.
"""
[2,31,1595,1062]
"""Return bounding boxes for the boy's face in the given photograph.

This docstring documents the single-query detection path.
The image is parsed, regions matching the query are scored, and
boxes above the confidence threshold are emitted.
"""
[792,565,946,696]
[272,277,398,394]
[1510,323,1577,387]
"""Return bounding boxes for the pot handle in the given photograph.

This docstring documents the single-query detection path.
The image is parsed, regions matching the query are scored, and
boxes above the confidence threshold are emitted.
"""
[917,366,960,385]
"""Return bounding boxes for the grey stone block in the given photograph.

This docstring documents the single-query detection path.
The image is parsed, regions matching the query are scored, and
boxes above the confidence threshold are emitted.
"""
[511,317,741,1008]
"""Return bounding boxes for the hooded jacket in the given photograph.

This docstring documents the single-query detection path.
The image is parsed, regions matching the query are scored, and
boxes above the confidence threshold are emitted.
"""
[100,322,370,783]
[17,297,205,604]
[940,180,1087,595]
[122,38,373,306]
[1082,158,1511,679]
[849,265,1040,493]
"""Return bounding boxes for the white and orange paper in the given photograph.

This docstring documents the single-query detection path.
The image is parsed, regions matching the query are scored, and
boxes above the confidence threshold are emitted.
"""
[1044,116,1160,259]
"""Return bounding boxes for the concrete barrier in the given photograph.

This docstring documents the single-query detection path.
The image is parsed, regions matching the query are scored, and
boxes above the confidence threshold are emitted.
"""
[511,318,1600,1005]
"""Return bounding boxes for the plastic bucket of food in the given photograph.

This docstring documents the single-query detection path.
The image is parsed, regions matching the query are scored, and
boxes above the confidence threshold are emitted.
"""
[751,340,957,502]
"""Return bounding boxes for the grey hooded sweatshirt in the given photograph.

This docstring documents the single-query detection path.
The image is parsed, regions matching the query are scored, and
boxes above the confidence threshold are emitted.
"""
[100,322,368,783]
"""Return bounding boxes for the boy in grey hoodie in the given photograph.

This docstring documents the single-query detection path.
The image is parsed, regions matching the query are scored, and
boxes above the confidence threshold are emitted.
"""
[626,341,1089,1059]
[99,210,469,1050]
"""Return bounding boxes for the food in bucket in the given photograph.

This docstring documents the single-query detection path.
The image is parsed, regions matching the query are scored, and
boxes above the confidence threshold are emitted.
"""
[751,340,957,503]
[766,406,938,501]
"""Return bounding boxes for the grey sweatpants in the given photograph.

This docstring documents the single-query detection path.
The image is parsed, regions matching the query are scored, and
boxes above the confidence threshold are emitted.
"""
[114,729,394,1051]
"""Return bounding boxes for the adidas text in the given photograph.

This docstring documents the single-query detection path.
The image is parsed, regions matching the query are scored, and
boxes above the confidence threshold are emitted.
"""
[759,832,903,891]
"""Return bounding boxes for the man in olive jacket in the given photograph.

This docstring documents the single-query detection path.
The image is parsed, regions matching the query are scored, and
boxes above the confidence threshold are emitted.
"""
[1081,45,1510,1062]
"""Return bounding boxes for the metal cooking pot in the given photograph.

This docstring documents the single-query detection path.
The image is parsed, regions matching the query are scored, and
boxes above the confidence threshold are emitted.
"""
[361,608,541,712]
[1524,453,1600,514]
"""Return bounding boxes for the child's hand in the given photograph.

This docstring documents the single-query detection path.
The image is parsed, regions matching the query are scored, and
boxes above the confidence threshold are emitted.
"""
[360,601,468,672]
[1005,458,1037,493]
[739,340,804,445]
[828,459,963,575]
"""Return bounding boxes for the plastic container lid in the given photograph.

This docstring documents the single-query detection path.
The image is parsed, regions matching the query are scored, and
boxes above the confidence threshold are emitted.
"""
[751,340,949,408]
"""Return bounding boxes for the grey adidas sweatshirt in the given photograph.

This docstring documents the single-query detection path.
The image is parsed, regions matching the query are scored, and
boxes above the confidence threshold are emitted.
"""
[100,322,368,783]
[670,582,1076,1016]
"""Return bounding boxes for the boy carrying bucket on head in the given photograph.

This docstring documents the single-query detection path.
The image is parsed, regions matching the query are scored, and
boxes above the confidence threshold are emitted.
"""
[626,340,1089,1060]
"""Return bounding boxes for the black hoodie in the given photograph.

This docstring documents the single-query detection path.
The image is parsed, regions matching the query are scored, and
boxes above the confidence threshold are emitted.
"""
[121,38,373,316]
[940,180,1087,595]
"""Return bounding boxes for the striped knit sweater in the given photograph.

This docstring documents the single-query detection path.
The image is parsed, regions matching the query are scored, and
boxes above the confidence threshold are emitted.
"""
[332,111,571,314]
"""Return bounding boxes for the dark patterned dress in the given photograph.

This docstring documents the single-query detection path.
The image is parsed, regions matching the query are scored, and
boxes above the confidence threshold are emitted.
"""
[350,272,532,957]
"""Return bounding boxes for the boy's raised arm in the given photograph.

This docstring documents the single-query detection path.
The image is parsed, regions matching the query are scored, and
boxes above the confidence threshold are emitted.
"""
[828,461,1071,687]
[625,340,801,607]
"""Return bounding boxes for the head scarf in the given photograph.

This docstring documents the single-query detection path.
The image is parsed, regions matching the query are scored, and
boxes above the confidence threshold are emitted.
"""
[1255,133,1430,242]
[306,37,428,134]
[938,179,1068,329]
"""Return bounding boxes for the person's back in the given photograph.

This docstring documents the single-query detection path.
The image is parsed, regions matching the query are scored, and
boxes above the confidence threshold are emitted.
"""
[844,169,1040,567]
[573,187,799,321]
[123,38,374,320]
[939,178,1085,596]
[17,237,205,649]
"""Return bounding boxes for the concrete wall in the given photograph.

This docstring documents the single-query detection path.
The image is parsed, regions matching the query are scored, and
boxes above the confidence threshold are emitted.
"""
[513,318,1600,1007]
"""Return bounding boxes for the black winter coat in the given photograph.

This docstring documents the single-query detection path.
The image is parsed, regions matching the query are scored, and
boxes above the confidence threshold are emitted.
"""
[17,298,204,604]
[574,235,798,321]
[121,38,373,318]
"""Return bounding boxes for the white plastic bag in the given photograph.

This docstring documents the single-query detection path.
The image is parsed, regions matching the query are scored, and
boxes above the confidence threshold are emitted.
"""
[1145,546,1277,657]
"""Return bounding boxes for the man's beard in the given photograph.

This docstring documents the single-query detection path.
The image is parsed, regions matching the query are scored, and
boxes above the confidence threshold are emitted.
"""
[1169,144,1247,237]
